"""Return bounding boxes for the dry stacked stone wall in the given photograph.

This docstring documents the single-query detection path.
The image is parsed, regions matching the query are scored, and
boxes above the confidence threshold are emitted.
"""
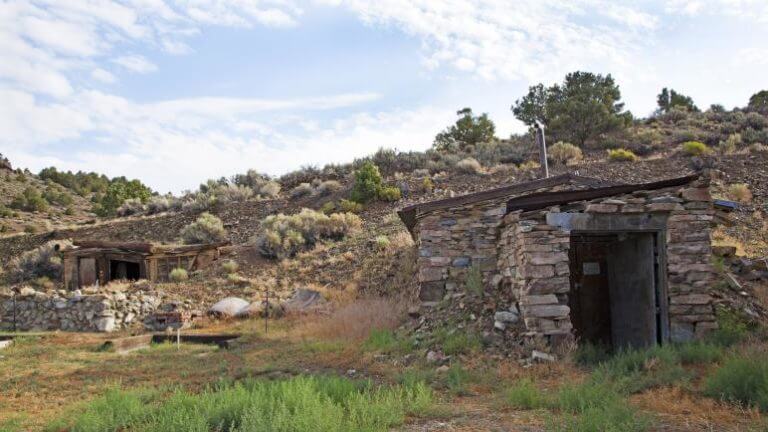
[414,176,718,345]
[0,287,162,332]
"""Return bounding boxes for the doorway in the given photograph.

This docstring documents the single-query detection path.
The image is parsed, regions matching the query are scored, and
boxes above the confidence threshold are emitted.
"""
[110,260,141,281]
[568,232,663,350]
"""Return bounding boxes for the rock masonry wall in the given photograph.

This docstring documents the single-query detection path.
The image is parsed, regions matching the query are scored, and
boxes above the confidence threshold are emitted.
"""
[415,176,718,344]
[0,287,162,332]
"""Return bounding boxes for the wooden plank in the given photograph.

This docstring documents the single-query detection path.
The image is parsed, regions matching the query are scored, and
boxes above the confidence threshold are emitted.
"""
[151,333,241,349]
[73,240,155,253]
[506,175,699,213]
[101,334,153,354]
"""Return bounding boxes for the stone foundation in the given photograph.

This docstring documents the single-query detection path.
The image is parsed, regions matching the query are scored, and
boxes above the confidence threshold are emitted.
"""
[0,287,162,332]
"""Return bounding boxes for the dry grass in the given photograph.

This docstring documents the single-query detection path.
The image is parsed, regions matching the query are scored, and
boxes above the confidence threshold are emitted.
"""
[298,298,406,342]
[712,227,747,256]
[727,183,753,203]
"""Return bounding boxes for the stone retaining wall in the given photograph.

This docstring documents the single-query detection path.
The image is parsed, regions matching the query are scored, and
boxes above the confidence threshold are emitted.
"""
[0,287,162,332]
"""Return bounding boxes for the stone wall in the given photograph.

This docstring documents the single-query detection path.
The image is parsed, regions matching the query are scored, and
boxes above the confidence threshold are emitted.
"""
[0,287,162,332]
[497,178,717,342]
[413,176,718,346]
[414,180,596,304]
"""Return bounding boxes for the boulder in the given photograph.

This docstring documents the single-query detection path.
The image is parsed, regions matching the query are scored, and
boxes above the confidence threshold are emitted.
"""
[208,297,250,318]
[283,288,326,313]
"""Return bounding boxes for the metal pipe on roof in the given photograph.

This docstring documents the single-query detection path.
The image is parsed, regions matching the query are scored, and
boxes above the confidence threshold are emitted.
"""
[534,122,549,178]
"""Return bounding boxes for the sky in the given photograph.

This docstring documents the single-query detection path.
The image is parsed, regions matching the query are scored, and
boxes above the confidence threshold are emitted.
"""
[2,1,768,193]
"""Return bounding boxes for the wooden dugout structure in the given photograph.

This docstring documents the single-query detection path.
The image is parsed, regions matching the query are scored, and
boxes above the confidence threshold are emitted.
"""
[61,240,227,289]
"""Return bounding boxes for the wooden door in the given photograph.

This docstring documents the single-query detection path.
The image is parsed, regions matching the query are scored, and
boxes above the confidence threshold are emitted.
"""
[569,235,613,346]
[79,258,97,287]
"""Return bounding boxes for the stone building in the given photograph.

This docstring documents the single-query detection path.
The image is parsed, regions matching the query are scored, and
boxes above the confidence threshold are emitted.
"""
[61,240,226,289]
[398,173,718,349]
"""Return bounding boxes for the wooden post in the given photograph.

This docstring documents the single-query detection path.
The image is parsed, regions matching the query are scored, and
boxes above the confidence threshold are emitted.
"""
[534,122,549,178]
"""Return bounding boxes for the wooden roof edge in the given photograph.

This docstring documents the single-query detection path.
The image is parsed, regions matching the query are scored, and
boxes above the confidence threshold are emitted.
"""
[397,173,614,234]
[65,240,230,255]
[505,174,700,213]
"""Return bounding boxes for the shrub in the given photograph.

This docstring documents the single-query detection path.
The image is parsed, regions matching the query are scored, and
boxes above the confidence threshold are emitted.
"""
[116,198,145,217]
[290,183,314,199]
[681,141,711,156]
[718,133,741,154]
[455,157,482,174]
[0,205,12,218]
[674,342,723,365]
[256,209,361,258]
[316,180,342,197]
[338,199,363,213]
[258,181,281,198]
[221,260,239,274]
[180,212,227,244]
[506,379,548,410]
[215,184,253,203]
[8,239,72,283]
[378,186,401,202]
[705,352,768,411]
[43,189,74,206]
[168,268,188,282]
[421,177,434,192]
[549,141,583,165]
[363,329,411,353]
[351,161,383,204]
[550,381,651,431]
[607,149,637,162]
[749,143,768,154]
[145,196,170,215]
[10,187,49,212]
[727,183,752,203]
[592,345,690,394]
[465,265,483,297]
[374,235,390,249]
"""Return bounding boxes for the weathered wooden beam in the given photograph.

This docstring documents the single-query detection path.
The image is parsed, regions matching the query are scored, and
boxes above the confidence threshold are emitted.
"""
[101,334,153,354]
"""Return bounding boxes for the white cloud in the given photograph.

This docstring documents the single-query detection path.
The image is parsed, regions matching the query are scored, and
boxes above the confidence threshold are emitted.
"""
[325,0,658,83]
[92,68,117,83]
[113,55,158,73]
[1,89,397,192]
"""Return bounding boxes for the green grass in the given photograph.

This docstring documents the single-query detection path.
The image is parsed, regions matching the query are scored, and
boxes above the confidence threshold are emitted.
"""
[362,329,411,353]
[548,381,651,432]
[47,375,433,432]
[444,363,473,396]
[590,345,692,394]
[435,328,482,356]
[705,352,768,411]
[505,379,548,410]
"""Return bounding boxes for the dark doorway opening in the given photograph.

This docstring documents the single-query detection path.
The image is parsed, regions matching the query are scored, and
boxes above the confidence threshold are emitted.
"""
[110,260,141,281]
[569,232,662,350]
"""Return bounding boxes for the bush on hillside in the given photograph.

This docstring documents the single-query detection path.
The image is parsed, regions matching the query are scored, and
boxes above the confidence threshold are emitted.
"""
[378,186,402,202]
[290,183,313,199]
[43,189,74,207]
[169,268,189,282]
[681,141,711,156]
[10,187,49,212]
[258,181,281,198]
[180,212,227,244]
[116,198,145,217]
[214,184,253,203]
[548,141,583,165]
[455,157,482,174]
[256,208,361,259]
[316,180,342,197]
[607,149,638,162]
[749,143,768,154]
[145,196,171,215]
[350,161,383,204]
[8,239,72,283]
[338,199,363,214]
[727,183,752,203]
[718,133,741,155]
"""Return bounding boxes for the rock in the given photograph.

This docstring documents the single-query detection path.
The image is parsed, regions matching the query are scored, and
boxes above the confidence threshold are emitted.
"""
[95,317,116,332]
[235,301,264,318]
[712,245,737,258]
[283,288,326,313]
[426,350,449,365]
[531,350,556,362]
[208,297,250,318]
[494,321,506,331]
[494,311,519,324]
[19,287,36,296]
[435,365,450,373]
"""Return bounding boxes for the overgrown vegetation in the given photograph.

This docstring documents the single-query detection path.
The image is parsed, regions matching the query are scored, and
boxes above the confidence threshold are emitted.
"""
[180,212,227,245]
[607,148,638,162]
[47,376,433,432]
[256,209,361,258]
[7,239,72,283]
[705,351,768,411]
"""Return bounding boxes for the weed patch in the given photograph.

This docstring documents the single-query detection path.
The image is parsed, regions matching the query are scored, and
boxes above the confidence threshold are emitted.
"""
[506,379,549,410]
[48,376,433,432]
[705,352,768,411]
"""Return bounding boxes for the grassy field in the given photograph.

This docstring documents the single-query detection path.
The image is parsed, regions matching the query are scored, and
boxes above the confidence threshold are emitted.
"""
[1,306,767,431]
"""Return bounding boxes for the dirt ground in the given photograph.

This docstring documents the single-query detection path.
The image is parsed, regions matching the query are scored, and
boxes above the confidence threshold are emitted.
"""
[0,313,763,432]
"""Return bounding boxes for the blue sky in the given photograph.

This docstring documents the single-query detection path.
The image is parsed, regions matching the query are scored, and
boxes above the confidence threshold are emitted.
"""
[2,1,768,193]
